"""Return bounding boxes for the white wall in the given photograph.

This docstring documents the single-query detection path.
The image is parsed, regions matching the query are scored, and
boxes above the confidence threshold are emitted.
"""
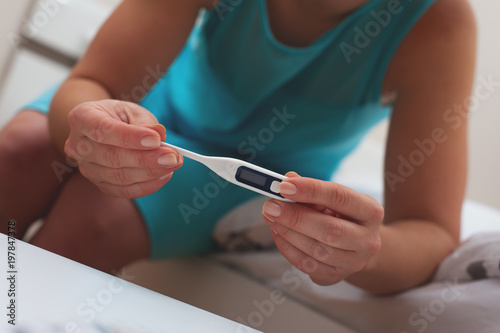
[0,0,33,88]
[466,0,500,210]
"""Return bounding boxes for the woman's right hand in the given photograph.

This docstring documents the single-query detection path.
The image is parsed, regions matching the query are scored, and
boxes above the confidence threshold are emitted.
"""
[64,100,183,199]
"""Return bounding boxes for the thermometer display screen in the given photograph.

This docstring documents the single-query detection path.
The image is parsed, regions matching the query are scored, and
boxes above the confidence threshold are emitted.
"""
[235,166,285,199]
[237,168,267,187]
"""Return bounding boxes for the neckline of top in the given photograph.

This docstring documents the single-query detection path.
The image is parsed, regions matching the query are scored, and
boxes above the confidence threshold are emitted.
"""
[258,0,380,53]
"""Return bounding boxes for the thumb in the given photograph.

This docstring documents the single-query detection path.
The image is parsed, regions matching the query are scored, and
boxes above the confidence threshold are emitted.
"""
[116,101,167,147]
[146,124,167,142]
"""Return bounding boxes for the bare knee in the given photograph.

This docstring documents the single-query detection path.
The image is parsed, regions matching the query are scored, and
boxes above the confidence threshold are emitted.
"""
[32,174,150,272]
[64,211,149,272]
[0,111,59,170]
[0,111,72,234]
[33,209,132,272]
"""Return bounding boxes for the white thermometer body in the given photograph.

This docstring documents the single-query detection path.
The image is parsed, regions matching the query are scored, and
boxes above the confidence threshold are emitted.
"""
[161,142,293,202]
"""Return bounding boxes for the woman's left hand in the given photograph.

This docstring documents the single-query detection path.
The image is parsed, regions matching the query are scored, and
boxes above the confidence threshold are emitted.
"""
[262,173,384,286]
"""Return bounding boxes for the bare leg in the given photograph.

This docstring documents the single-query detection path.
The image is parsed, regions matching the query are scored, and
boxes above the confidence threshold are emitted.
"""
[0,110,72,237]
[30,172,150,274]
[1,110,150,272]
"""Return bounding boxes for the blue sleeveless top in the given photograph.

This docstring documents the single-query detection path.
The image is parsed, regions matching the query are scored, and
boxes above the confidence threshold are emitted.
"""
[139,0,438,181]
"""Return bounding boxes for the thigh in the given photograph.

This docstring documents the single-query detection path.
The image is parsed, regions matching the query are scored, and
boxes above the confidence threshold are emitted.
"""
[0,110,70,236]
[30,172,150,274]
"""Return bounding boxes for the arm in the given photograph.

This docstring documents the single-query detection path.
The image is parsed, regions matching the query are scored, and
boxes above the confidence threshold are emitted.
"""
[48,0,216,198]
[262,0,476,294]
[348,0,477,293]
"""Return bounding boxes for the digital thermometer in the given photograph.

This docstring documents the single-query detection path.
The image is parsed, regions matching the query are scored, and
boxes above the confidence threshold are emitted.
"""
[161,142,293,202]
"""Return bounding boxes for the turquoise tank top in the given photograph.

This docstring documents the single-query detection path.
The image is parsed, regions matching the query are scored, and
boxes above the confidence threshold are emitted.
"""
[142,0,438,180]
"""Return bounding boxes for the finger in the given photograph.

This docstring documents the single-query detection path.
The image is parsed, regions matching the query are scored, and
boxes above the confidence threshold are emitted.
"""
[68,102,163,150]
[81,163,180,186]
[65,128,182,169]
[270,231,346,286]
[279,178,384,224]
[66,135,96,162]
[285,171,301,178]
[267,217,359,268]
[262,200,363,251]
[283,172,323,212]
[147,123,167,142]
[96,173,174,199]
[89,143,182,169]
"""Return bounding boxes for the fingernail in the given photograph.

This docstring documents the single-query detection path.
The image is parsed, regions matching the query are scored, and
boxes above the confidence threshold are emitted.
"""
[279,182,297,196]
[154,124,166,132]
[272,228,279,236]
[263,201,281,218]
[159,173,172,181]
[157,153,178,166]
[153,124,167,141]
[141,136,160,148]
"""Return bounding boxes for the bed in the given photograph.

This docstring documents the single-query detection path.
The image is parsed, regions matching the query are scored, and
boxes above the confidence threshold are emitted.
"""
[124,187,500,333]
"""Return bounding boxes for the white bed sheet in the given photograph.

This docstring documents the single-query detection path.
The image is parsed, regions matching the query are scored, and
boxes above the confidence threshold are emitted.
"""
[211,193,500,333]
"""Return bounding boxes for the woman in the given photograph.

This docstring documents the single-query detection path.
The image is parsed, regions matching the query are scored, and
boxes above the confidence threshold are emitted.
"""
[0,0,476,294]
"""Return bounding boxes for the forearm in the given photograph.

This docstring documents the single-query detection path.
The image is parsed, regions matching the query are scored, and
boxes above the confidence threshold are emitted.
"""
[48,78,111,155]
[346,220,458,295]
[47,0,208,156]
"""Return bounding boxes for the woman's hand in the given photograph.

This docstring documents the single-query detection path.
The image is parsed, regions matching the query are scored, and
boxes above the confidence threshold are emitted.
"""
[262,173,384,286]
[64,100,183,199]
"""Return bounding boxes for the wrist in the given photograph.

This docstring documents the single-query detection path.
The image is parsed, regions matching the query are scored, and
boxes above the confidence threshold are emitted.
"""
[343,225,387,294]
[344,246,380,283]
